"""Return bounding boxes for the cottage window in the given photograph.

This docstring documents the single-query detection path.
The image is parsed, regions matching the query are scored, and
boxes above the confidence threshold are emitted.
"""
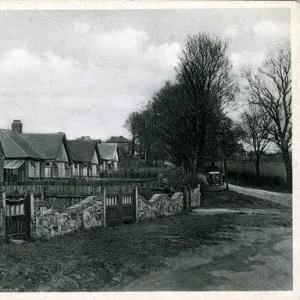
[52,163,59,178]
[65,163,71,178]
[96,165,100,176]
[91,165,97,176]
[82,164,88,177]
[44,162,51,178]
[58,162,65,178]
[114,162,118,171]
[73,164,80,177]
[29,162,40,178]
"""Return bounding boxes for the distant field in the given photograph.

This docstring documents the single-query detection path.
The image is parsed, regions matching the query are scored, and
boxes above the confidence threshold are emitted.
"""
[226,161,286,179]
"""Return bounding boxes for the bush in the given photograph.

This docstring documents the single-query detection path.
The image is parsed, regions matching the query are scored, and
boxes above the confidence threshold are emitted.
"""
[158,167,208,190]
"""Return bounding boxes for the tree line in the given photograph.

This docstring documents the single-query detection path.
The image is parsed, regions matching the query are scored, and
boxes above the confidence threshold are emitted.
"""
[124,33,292,189]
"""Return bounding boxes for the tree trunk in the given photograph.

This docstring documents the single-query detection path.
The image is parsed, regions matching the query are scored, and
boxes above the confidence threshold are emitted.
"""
[282,147,292,190]
[255,154,261,178]
[191,154,198,188]
[131,138,135,157]
[224,155,228,190]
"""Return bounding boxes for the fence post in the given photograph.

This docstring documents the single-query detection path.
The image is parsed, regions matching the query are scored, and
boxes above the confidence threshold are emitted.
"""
[188,186,191,211]
[41,186,45,202]
[183,187,187,211]
[132,185,137,223]
[103,187,107,228]
[198,184,201,207]
[2,191,6,238]
[118,187,123,225]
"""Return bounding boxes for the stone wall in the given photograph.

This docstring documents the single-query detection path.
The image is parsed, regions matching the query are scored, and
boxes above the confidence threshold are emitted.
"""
[137,192,184,221]
[34,195,104,239]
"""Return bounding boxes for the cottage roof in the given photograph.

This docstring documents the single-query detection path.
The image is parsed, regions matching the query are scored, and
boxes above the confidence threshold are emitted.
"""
[106,136,129,143]
[0,129,43,159]
[97,143,118,161]
[68,140,98,163]
[21,133,67,160]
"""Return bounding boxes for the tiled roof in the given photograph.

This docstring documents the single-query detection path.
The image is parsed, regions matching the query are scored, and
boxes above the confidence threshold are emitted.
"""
[106,136,129,143]
[21,133,65,160]
[0,129,43,159]
[68,140,98,163]
[97,143,118,161]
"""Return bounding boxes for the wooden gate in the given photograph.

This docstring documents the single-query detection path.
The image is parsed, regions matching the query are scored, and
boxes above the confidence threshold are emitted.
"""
[105,188,137,226]
[3,192,32,240]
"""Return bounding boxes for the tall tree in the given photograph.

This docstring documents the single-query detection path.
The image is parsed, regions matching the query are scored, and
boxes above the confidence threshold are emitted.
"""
[241,106,271,178]
[243,47,292,188]
[149,34,238,186]
[124,111,141,157]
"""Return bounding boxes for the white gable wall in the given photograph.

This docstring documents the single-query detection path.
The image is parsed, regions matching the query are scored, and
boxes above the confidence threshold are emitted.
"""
[56,142,69,162]
[91,150,99,164]
[113,150,119,162]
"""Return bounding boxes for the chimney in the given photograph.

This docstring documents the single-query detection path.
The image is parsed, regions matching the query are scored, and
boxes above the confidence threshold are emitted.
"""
[11,120,22,134]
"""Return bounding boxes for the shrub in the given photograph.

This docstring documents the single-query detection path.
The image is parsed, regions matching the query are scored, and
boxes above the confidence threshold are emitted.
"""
[158,167,208,190]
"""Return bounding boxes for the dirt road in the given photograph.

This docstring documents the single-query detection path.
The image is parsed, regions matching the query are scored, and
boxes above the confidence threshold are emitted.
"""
[122,207,292,291]
[122,190,292,291]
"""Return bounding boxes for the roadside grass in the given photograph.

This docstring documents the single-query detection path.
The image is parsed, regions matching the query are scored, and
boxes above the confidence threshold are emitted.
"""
[200,190,290,210]
[227,173,291,194]
[0,191,291,292]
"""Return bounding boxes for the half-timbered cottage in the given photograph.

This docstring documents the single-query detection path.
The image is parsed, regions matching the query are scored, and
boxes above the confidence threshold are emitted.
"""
[68,139,101,178]
[0,128,44,182]
[97,143,119,171]
[21,133,73,179]
[0,121,73,182]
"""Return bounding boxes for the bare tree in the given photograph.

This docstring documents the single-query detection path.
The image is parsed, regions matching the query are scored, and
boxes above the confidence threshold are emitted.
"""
[243,47,292,188]
[241,106,271,178]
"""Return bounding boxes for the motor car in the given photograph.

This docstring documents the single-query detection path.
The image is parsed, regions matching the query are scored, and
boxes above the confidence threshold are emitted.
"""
[206,171,224,186]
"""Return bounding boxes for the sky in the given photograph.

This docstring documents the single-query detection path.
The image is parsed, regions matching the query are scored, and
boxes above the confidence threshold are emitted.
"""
[0,8,290,140]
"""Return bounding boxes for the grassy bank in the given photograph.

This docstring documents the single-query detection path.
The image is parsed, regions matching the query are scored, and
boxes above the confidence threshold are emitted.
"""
[227,171,291,193]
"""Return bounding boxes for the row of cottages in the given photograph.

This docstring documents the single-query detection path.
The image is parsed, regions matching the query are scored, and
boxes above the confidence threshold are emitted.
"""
[0,120,119,182]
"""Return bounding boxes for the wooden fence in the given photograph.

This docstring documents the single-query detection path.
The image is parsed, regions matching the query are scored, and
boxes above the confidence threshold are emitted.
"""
[0,181,140,212]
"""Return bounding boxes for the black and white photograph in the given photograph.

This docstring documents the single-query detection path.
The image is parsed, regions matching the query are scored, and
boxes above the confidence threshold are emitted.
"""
[0,1,298,296]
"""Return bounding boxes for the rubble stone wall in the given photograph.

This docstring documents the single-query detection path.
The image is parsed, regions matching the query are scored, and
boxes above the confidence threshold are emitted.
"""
[34,195,104,239]
[137,192,184,221]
